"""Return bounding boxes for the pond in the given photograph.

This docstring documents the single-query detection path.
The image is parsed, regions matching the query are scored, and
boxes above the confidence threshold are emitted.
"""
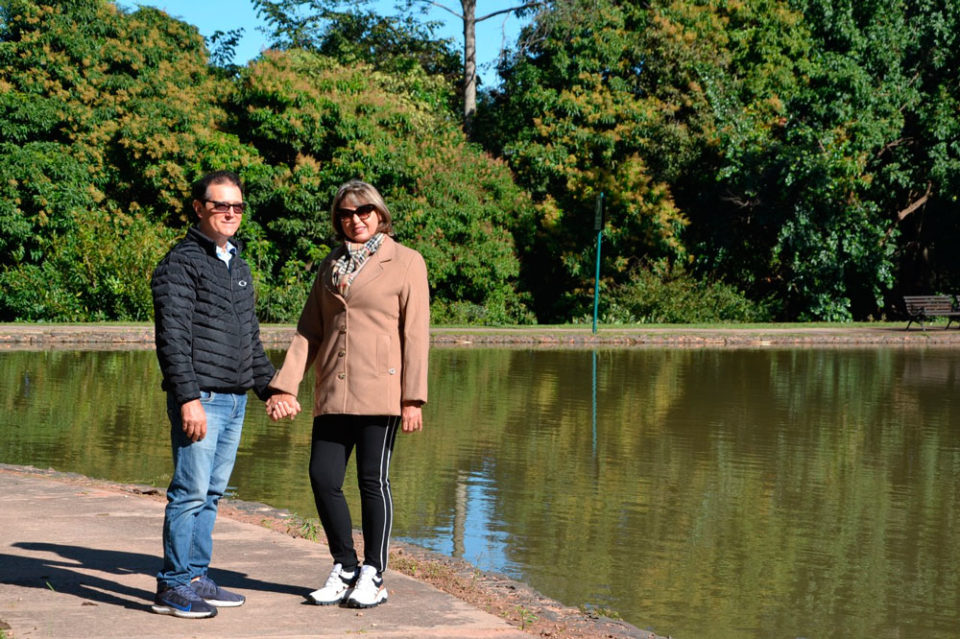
[2,346,960,639]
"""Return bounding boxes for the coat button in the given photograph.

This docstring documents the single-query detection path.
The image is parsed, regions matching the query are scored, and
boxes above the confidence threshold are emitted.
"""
[337,373,346,380]
[388,368,396,375]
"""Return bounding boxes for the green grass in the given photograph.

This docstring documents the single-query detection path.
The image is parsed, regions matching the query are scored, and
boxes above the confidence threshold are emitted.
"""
[432,321,912,330]
[0,320,926,331]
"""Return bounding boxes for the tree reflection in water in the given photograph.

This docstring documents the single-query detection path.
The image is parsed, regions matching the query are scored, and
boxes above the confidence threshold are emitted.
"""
[2,346,960,639]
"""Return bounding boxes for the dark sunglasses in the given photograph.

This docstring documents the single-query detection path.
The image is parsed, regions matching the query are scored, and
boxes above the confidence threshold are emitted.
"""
[204,199,246,214]
[336,203,378,221]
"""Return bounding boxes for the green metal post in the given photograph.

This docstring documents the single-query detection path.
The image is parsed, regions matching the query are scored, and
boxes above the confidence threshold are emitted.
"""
[592,193,604,334]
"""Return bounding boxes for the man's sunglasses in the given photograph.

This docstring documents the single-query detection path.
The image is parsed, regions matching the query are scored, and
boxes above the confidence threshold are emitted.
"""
[336,203,378,221]
[204,199,246,214]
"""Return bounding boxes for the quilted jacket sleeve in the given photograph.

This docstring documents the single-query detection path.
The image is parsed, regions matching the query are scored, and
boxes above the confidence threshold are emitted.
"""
[152,255,199,406]
[249,309,276,401]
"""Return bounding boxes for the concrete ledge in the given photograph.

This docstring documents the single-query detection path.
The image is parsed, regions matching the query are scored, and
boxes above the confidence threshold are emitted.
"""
[2,323,960,350]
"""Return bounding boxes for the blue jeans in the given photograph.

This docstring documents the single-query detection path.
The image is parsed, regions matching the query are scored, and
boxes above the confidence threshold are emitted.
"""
[158,391,247,588]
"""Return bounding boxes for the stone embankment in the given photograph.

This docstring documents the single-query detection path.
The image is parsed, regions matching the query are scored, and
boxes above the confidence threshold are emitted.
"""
[3,323,960,350]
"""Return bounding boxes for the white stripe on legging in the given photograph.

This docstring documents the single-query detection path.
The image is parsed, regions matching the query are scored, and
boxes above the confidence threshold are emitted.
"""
[376,415,400,571]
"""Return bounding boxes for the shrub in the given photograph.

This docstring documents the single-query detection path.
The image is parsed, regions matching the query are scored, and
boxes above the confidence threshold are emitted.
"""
[593,262,771,324]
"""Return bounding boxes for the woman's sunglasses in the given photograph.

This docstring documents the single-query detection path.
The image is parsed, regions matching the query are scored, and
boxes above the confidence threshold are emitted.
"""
[336,203,378,221]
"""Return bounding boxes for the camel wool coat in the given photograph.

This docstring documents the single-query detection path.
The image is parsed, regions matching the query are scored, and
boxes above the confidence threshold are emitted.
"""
[269,235,429,416]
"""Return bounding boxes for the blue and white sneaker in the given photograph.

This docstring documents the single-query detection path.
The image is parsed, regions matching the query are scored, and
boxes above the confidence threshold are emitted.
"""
[151,583,218,618]
[307,563,357,605]
[345,565,387,608]
[190,575,246,607]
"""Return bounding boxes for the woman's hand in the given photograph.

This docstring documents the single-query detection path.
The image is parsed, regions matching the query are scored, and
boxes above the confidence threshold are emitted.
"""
[401,401,423,433]
[266,392,301,421]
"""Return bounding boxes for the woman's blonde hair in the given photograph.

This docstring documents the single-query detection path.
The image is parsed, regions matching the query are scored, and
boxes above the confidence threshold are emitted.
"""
[330,180,394,240]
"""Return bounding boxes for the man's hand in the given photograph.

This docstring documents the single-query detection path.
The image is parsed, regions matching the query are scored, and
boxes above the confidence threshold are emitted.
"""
[266,392,301,421]
[401,401,423,433]
[181,399,207,442]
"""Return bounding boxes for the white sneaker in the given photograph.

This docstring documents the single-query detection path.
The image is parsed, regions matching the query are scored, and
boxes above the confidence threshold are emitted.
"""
[345,565,387,608]
[307,563,357,605]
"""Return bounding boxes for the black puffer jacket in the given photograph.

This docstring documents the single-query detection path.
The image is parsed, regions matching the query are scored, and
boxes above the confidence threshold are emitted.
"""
[152,227,275,406]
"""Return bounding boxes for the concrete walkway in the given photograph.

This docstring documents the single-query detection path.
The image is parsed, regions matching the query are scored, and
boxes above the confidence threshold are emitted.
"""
[0,470,530,639]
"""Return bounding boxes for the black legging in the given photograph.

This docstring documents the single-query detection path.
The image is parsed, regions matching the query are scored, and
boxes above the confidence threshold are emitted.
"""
[309,414,400,574]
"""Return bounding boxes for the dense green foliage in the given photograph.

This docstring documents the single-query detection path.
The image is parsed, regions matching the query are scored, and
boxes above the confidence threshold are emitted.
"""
[231,49,534,324]
[483,0,960,321]
[0,0,212,320]
[0,0,532,324]
[1,0,958,323]
[252,0,460,81]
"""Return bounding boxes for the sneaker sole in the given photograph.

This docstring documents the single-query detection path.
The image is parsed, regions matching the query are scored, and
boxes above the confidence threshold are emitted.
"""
[345,592,388,609]
[306,590,349,606]
[150,603,218,619]
[307,596,346,606]
[201,597,245,607]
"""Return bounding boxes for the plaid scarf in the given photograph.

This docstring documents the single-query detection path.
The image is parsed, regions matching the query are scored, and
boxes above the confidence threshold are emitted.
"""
[331,233,385,296]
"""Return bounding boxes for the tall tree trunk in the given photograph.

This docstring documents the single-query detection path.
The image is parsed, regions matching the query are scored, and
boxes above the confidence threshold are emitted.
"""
[462,0,477,129]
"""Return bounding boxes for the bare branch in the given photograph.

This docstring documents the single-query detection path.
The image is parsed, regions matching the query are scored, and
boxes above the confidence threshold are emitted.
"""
[412,0,544,24]
[720,190,762,210]
[897,182,932,221]
[416,0,464,20]
[874,137,912,160]
[476,1,544,23]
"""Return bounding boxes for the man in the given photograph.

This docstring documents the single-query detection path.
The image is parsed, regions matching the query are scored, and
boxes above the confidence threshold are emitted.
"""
[150,170,276,618]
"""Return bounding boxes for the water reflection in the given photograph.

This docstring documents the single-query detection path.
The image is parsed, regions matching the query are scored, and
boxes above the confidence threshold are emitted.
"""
[2,347,960,639]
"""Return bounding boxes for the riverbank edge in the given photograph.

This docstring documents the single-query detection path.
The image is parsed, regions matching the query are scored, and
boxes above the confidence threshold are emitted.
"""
[0,463,653,639]
[3,322,960,349]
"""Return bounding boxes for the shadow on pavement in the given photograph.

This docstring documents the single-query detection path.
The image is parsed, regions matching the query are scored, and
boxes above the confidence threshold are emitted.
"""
[2,542,306,611]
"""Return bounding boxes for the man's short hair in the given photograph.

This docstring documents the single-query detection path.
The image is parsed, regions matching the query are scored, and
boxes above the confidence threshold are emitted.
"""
[192,170,244,202]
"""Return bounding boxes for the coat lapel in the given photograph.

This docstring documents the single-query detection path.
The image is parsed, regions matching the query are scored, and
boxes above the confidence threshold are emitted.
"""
[323,245,347,301]
[323,236,395,299]
[346,235,394,295]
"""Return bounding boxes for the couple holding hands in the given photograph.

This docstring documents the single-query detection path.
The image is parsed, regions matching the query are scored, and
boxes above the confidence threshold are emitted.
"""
[150,172,429,618]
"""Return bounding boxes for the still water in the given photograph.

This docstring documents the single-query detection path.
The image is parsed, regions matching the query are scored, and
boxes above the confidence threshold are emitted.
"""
[2,346,960,638]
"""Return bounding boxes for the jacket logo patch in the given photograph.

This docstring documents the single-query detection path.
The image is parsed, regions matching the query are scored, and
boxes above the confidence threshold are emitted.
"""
[238,280,248,287]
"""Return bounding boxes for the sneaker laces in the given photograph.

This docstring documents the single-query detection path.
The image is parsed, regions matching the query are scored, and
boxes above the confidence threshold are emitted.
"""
[169,583,203,601]
[355,564,379,588]
[325,564,352,589]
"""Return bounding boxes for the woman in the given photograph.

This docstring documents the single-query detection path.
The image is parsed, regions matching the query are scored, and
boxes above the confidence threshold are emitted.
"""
[265,180,430,609]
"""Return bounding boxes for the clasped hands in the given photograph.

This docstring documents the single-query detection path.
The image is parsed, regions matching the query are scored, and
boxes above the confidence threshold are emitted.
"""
[266,392,301,421]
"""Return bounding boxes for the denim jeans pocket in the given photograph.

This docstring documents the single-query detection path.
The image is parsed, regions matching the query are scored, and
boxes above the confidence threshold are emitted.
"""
[199,390,215,404]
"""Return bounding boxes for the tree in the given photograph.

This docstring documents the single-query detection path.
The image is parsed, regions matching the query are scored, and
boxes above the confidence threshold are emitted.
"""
[227,49,536,324]
[478,0,693,320]
[254,0,546,127]
[0,0,254,320]
[401,0,545,125]
[486,0,960,321]
[0,0,537,323]
[253,0,460,79]
[684,0,960,319]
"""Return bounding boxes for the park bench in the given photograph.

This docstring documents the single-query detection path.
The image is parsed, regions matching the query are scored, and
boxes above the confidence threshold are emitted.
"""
[903,294,960,330]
